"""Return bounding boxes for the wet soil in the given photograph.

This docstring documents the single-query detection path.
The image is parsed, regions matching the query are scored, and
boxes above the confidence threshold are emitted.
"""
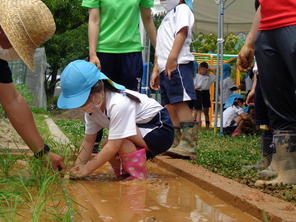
[68,162,260,222]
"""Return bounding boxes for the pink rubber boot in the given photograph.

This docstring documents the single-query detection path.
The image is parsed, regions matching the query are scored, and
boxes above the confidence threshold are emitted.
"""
[120,148,148,180]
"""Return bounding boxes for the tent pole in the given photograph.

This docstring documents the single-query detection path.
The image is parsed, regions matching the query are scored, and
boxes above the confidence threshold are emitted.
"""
[214,0,225,134]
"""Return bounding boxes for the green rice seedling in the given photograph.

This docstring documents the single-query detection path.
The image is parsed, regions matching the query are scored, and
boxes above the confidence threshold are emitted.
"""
[0,149,19,176]
[32,174,57,222]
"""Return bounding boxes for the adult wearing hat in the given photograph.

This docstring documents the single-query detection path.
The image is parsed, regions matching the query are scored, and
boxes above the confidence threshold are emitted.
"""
[0,0,65,170]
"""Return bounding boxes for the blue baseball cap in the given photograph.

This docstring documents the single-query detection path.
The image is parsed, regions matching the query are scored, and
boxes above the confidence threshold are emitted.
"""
[57,60,125,109]
[223,93,244,109]
[184,0,193,11]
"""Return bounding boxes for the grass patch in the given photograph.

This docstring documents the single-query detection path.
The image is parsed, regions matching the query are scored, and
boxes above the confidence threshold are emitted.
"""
[32,114,51,139]
[54,119,85,147]
[194,129,296,205]
[54,118,108,150]
[0,146,77,221]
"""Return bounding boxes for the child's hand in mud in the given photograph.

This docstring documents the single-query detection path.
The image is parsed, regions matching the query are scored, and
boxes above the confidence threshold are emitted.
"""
[69,164,90,178]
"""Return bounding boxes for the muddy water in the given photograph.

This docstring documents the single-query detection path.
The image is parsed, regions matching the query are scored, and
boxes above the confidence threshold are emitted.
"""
[68,162,260,222]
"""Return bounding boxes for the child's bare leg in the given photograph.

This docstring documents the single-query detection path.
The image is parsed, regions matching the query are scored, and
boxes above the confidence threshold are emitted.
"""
[204,108,210,128]
[196,109,202,125]
[231,117,243,136]
[165,104,180,126]
[192,109,197,121]
[173,102,194,122]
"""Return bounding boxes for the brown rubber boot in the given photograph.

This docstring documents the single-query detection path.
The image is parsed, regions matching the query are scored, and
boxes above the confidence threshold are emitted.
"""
[167,122,198,159]
[172,127,181,148]
[255,131,296,187]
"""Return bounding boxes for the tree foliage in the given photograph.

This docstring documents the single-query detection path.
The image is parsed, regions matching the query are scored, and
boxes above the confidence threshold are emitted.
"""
[191,33,244,54]
[42,0,88,98]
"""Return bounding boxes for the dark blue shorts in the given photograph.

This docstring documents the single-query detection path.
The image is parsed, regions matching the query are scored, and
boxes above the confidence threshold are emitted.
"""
[137,108,174,159]
[193,90,211,110]
[159,62,196,106]
[0,59,13,83]
[97,52,143,91]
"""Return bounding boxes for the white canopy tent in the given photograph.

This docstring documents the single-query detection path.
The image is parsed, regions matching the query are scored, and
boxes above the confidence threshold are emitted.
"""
[152,0,256,34]
[193,0,255,34]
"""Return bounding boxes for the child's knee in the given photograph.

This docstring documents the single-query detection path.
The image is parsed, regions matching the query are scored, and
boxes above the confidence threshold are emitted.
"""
[118,139,137,155]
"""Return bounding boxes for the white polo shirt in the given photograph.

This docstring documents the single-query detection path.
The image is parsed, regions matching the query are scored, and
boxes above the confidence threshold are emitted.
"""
[194,74,216,91]
[84,90,163,139]
[156,4,195,73]
[222,105,244,127]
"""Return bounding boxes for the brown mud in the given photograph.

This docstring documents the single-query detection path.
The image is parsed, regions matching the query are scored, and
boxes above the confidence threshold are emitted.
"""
[68,162,260,222]
[155,156,296,222]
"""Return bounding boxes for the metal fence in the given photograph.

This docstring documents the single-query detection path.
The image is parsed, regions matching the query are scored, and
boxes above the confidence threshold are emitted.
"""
[7,48,48,109]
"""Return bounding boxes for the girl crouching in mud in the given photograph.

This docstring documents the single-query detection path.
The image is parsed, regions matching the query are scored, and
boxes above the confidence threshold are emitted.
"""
[57,60,174,180]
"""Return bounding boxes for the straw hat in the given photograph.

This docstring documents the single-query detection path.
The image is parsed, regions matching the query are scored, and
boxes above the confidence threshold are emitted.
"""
[0,0,56,71]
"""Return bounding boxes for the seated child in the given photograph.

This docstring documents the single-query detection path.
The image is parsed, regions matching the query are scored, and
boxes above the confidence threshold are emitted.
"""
[57,60,174,180]
[222,97,247,136]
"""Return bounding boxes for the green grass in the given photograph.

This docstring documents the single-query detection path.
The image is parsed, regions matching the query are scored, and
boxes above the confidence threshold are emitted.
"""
[0,149,77,221]
[194,129,296,205]
[54,119,85,147]
[54,118,108,150]
[33,114,51,139]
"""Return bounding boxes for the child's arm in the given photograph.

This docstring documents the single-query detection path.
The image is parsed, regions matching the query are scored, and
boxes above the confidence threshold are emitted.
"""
[166,27,188,79]
[150,55,160,90]
[70,139,123,178]
[75,133,97,166]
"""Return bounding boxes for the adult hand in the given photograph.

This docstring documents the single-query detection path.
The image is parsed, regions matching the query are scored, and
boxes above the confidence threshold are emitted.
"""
[89,55,102,70]
[237,44,254,72]
[43,152,65,171]
[165,56,177,80]
[150,70,160,90]
[70,164,90,178]
[246,89,255,105]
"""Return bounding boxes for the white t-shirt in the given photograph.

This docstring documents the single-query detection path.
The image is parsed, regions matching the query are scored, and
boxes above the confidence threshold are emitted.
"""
[222,105,244,127]
[84,90,163,140]
[222,77,236,102]
[156,4,195,73]
[193,74,216,91]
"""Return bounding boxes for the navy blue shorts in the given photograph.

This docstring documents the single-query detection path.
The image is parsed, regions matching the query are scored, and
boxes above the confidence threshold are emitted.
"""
[97,52,143,91]
[0,59,13,83]
[159,62,196,106]
[137,108,174,159]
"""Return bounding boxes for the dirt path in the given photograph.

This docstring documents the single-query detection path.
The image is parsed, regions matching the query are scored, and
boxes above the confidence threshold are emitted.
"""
[0,118,29,152]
